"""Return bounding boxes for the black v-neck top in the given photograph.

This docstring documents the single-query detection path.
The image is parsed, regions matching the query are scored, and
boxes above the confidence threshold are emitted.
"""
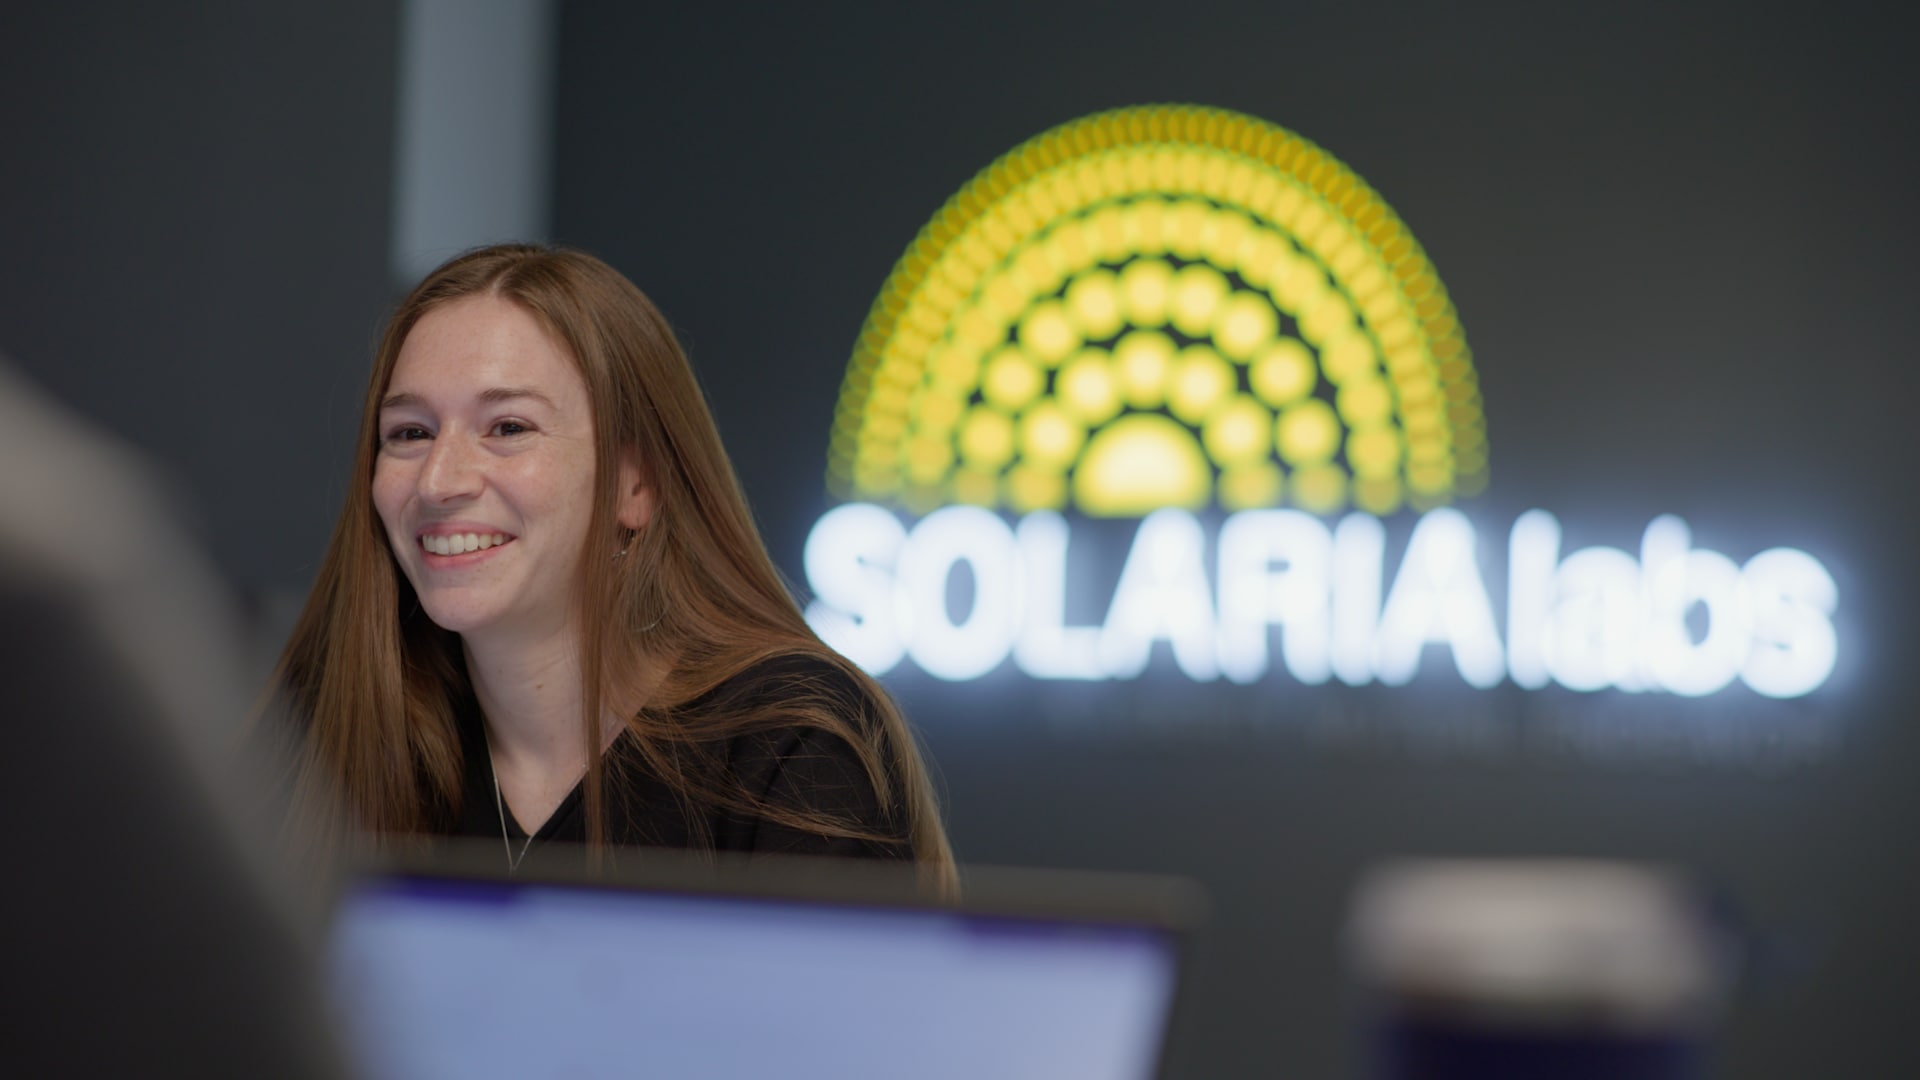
[446,654,914,863]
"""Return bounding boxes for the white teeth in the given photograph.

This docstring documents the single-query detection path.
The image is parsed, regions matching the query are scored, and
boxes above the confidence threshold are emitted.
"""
[423,532,510,556]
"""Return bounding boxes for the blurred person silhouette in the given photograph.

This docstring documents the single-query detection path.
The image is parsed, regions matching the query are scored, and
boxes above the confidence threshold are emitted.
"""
[0,358,346,1077]
[269,244,954,888]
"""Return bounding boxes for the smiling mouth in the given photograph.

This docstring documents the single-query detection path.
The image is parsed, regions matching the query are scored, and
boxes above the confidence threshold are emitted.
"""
[420,532,513,556]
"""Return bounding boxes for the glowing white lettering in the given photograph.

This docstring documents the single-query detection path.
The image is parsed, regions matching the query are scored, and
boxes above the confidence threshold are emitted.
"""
[799,504,1840,697]
[895,506,1019,681]
[802,503,907,675]
[1331,513,1385,687]
[1013,511,1105,680]
[1216,510,1331,685]
[1642,518,1751,697]
[1547,544,1642,693]
[1371,508,1506,689]
[1099,509,1219,681]
[1739,548,1838,699]
[1505,510,1557,690]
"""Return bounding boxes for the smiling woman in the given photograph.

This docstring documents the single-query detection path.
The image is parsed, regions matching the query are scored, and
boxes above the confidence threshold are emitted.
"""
[270,245,954,889]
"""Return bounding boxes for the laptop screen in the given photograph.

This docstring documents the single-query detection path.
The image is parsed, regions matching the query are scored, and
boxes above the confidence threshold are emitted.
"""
[329,871,1182,1080]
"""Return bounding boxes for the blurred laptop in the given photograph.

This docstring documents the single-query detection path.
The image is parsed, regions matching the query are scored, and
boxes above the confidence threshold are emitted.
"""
[327,845,1197,1080]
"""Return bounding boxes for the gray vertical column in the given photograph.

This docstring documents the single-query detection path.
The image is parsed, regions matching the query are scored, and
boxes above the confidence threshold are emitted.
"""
[391,0,558,285]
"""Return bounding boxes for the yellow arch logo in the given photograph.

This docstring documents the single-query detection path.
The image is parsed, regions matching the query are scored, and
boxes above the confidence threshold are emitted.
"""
[828,105,1486,519]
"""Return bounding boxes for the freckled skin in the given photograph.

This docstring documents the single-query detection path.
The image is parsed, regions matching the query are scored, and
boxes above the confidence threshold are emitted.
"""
[372,295,629,645]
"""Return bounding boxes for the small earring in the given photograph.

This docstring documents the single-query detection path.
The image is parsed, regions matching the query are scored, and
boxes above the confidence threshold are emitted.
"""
[613,528,636,561]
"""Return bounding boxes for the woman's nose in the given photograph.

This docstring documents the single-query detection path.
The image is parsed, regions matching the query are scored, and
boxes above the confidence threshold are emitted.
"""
[417,432,484,503]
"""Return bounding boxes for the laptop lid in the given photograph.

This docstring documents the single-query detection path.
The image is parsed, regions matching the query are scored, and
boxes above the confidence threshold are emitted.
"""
[327,845,1198,1080]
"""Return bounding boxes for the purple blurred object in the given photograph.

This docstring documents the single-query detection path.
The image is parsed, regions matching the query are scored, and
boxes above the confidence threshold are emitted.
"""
[1350,860,1732,1080]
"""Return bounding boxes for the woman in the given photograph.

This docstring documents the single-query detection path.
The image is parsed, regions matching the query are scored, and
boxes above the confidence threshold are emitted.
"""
[272,244,954,888]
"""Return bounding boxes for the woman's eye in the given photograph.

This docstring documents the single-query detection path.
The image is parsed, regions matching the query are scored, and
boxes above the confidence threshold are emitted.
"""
[492,420,531,437]
[385,425,431,442]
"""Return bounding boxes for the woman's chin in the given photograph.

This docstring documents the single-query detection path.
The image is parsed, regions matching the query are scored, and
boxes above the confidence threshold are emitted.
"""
[413,599,501,637]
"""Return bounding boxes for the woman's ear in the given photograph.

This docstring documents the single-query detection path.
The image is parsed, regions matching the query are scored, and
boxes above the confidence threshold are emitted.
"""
[615,456,656,532]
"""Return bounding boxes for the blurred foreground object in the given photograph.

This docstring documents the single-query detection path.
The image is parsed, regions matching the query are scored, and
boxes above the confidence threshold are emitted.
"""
[329,843,1200,1080]
[0,359,345,1077]
[1350,859,1731,1080]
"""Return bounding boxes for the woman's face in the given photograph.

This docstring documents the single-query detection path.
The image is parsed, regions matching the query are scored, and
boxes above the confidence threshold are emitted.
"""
[372,294,646,644]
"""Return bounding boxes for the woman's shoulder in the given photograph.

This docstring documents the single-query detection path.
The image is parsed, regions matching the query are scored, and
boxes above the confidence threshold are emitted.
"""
[691,648,878,721]
[677,648,910,858]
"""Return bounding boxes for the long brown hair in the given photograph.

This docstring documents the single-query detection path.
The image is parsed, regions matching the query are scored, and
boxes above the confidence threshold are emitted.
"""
[274,244,954,889]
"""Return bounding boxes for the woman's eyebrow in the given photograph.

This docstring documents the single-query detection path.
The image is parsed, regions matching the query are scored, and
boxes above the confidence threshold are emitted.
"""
[476,386,558,409]
[379,387,558,411]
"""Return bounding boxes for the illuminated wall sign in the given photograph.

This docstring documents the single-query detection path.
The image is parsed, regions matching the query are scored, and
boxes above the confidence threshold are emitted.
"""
[804,106,1838,699]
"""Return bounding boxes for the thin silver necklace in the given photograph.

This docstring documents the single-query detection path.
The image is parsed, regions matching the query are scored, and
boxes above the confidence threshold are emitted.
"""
[484,743,535,873]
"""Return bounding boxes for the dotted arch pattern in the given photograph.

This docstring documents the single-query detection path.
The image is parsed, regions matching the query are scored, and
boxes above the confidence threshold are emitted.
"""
[829,105,1486,518]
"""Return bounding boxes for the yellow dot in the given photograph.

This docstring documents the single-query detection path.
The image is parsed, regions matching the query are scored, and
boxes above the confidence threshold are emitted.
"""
[905,435,954,484]
[869,383,911,417]
[1087,204,1128,261]
[1409,462,1452,495]
[1013,244,1063,301]
[863,410,907,444]
[952,468,1000,507]
[1346,425,1403,477]
[1353,475,1403,515]
[1041,228,1089,282]
[1202,395,1273,465]
[1113,329,1175,408]
[1168,264,1229,338]
[1120,258,1172,326]
[1203,209,1253,272]
[1300,290,1355,345]
[1250,339,1316,405]
[1168,345,1234,425]
[1165,199,1209,259]
[958,408,1015,470]
[914,388,964,433]
[1007,463,1067,513]
[982,347,1043,411]
[1237,230,1286,289]
[1074,414,1210,517]
[1268,251,1322,313]
[1018,300,1080,364]
[902,484,945,516]
[954,307,1006,351]
[854,457,899,494]
[1408,432,1450,463]
[1212,291,1277,361]
[1126,199,1167,255]
[1321,331,1377,385]
[1220,462,1283,510]
[982,273,1027,324]
[1277,399,1340,465]
[1336,376,1393,426]
[1064,270,1125,342]
[1058,349,1122,424]
[1019,400,1086,467]
[1291,464,1347,514]
[929,340,983,390]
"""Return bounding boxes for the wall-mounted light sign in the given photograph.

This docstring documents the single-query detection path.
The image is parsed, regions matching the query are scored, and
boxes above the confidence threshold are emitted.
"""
[804,106,1838,699]
[805,504,1836,699]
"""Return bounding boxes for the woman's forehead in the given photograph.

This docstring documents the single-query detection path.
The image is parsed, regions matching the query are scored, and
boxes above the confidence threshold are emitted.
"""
[385,295,589,410]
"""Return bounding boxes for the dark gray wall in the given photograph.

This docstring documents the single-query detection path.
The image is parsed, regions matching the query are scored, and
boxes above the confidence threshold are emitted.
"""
[3,3,1914,1077]
[0,3,398,598]
[552,3,1917,1077]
